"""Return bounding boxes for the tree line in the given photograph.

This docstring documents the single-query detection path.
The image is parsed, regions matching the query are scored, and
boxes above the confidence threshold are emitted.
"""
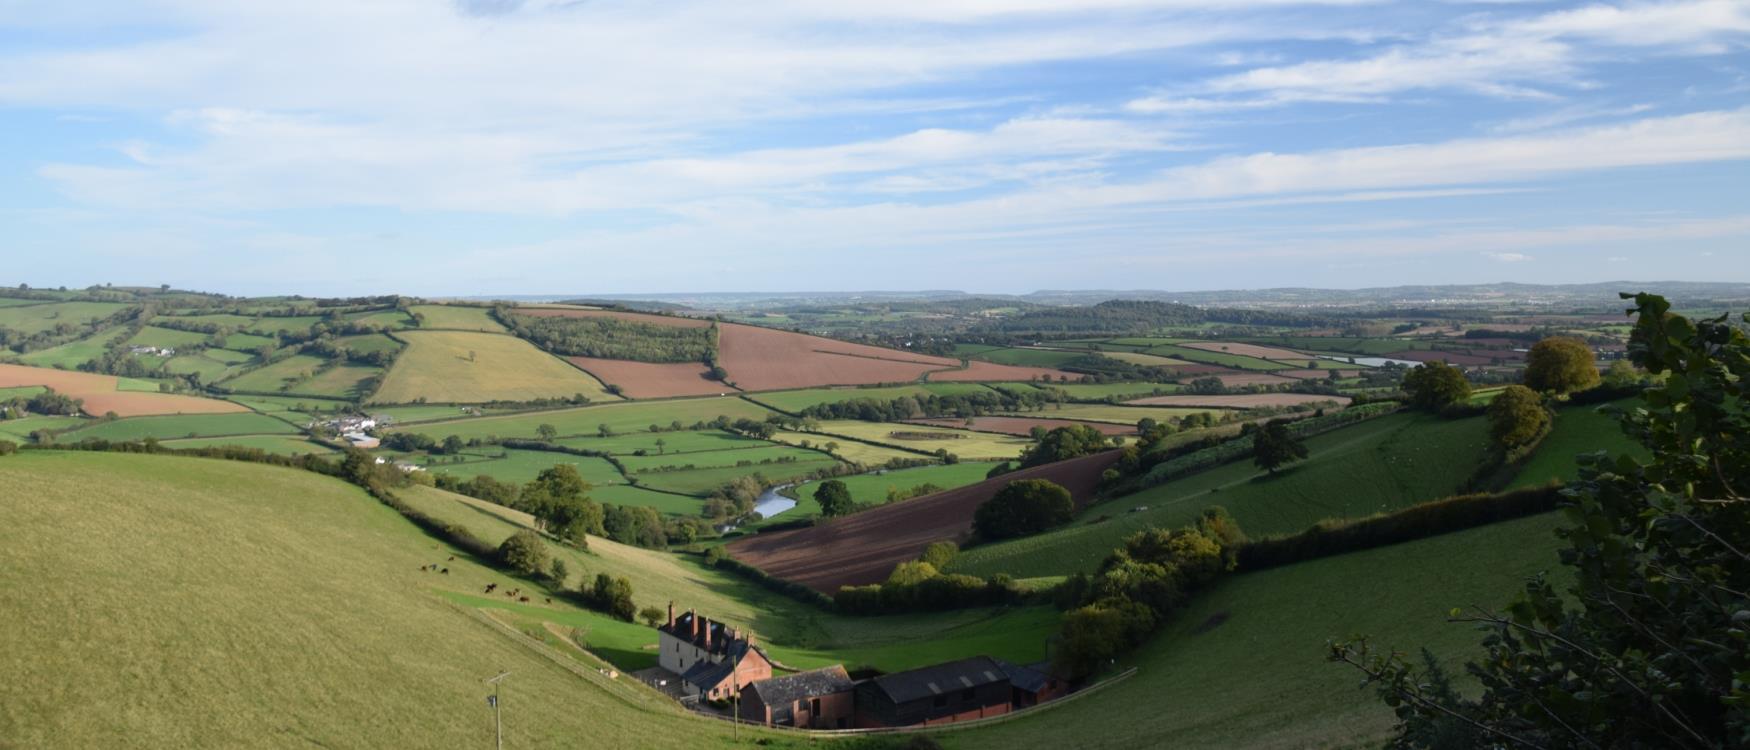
[498,311,716,364]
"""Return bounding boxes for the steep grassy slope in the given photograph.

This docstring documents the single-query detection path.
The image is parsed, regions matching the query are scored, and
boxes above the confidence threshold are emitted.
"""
[944,513,1568,750]
[0,451,791,749]
[951,412,1491,579]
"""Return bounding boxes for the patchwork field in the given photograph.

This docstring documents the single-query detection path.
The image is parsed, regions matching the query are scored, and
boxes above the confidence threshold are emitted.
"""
[1016,403,1215,425]
[910,416,1135,437]
[415,448,628,487]
[1126,393,1352,409]
[219,355,382,399]
[0,363,248,418]
[0,415,88,441]
[808,420,1033,461]
[1178,341,1316,361]
[929,360,1080,382]
[1101,351,1197,368]
[395,397,776,442]
[950,412,1491,579]
[62,412,301,442]
[0,450,775,749]
[1209,372,1300,388]
[766,429,927,465]
[961,346,1084,367]
[159,435,337,455]
[125,326,211,349]
[781,461,1001,516]
[0,301,127,335]
[553,429,771,456]
[631,456,843,496]
[716,322,958,391]
[371,331,615,405]
[947,514,1567,750]
[565,357,727,398]
[408,304,508,332]
[747,383,987,413]
[15,327,130,368]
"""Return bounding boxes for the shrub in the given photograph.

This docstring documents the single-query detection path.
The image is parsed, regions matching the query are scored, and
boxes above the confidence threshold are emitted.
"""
[0,440,16,456]
[920,540,958,569]
[1487,385,1549,450]
[973,479,1074,540]
[496,530,550,577]
[1402,361,1472,411]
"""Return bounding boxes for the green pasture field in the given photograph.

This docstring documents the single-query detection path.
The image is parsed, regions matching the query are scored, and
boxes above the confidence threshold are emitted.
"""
[115,376,167,392]
[767,429,927,465]
[125,326,210,349]
[368,403,490,423]
[982,382,1044,396]
[393,396,777,443]
[224,394,345,416]
[1145,344,1292,371]
[345,309,414,328]
[952,343,1006,357]
[1101,351,1196,368]
[62,412,300,442]
[409,304,508,332]
[159,435,337,455]
[220,332,276,350]
[967,347,1084,367]
[0,385,48,399]
[0,301,128,335]
[1049,381,1185,400]
[951,412,1492,579]
[554,428,771,456]
[590,484,707,515]
[0,415,88,441]
[0,451,793,749]
[1016,403,1213,425]
[946,513,1567,750]
[630,457,843,496]
[619,444,825,474]
[160,312,256,327]
[810,420,1032,461]
[748,384,938,413]
[414,448,627,487]
[1105,337,1190,347]
[395,484,1059,673]
[243,315,325,334]
[15,327,130,368]
[336,333,403,354]
[0,297,42,306]
[782,461,998,516]
[221,355,382,399]
[159,354,240,382]
[370,330,614,405]
[201,348,255,364]
[1510,399,1647,489]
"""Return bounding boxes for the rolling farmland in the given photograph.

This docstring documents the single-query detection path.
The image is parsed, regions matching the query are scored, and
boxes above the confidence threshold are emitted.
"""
[371,331,616,404]
[0,363,249,418]
[63,412,301,442]
[407,304,508,332]
[394,396,776,442]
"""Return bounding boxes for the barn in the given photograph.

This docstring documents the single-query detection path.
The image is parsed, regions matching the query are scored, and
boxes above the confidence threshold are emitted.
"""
[738,665,856,729]
[852,656,1012,728]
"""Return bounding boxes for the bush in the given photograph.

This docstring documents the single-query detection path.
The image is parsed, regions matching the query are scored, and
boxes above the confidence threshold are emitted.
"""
[973,479,1074,540]
[0,440,16,456]
[496,530,550,577]
[1487,385,1549,450]
[920,540,958,569]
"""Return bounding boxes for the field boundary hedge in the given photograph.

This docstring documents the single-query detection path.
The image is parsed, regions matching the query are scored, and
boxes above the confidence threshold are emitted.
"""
[1128,402,1400,491]
[1234,483,1564,571]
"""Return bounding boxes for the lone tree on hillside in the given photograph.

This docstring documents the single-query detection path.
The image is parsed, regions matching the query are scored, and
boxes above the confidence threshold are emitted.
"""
[1486,384,1549,451]
[1524,336,1600,394]
[536,423,558,441]
[1330,292,1750,748]
[974,479,1074,540]
[813,480,854,517]
[496,530,549,577]
[638,606,665,627]
[1402,361,1472,411]
[1251,418,1308,474]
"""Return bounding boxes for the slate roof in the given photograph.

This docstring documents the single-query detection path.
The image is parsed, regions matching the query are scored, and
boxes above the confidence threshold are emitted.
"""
[866,656,1008,705]
[746,666,855,706]
[992,658,1053,694]
[679,639,769,692]
[662,611,733,656]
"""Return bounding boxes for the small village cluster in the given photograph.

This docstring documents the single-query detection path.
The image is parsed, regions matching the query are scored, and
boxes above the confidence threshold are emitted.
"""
[650,606,1066,730]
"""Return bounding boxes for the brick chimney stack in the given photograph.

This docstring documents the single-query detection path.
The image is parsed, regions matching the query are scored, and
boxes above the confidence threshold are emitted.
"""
[702,617,713,651]
[666,601,675,629]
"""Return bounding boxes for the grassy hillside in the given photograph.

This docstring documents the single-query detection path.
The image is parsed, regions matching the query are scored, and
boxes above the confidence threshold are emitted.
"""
[0,451,791,749]
[60,412,300,441]
[952,412,1491,579]
[943,513,1567,750]
[372,331,615,405]
[409,304,509,332]
[15,327,130,368]
[1510,399,1646,489]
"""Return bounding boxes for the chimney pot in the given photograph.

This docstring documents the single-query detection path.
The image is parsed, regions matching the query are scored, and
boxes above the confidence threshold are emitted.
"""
[667,601,675,629]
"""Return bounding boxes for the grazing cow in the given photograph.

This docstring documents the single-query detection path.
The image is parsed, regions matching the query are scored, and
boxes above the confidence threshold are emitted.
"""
[544,598,552,604]
[447,555,455,561]
[518,596,529,603]
[440,568,449,575]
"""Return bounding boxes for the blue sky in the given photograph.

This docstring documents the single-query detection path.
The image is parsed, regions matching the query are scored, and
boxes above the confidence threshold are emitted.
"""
[1,0,1747,297]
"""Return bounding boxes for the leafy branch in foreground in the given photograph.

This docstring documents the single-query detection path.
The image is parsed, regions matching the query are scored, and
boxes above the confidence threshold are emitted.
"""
[1328,292,1750,749]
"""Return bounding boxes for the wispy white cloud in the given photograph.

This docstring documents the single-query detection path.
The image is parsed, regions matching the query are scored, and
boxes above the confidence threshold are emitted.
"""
[1486,251,1535,262]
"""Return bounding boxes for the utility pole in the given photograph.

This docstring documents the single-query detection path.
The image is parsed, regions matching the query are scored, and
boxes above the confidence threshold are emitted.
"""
[485,671,511,750]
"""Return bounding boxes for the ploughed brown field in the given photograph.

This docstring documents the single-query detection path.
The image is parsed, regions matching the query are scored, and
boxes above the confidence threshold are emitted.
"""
[726,450,1122,592]
[0,363,248,418]
[908,416,1135,437]
[927,361,1080,383]
[1126,392,1352,409]
[563,357,730,399]
[716,322,959,391]
[1178,341,1314,361]
[514,308,711,327]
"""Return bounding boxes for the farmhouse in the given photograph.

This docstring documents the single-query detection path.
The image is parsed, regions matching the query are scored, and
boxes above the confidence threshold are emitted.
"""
[128,345,175,356]
[657,605,772,701]
[853,656,1013,728]
[737,665,856,729]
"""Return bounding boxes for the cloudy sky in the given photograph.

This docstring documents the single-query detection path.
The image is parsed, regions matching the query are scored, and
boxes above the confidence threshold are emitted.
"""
[2,0,1748,296]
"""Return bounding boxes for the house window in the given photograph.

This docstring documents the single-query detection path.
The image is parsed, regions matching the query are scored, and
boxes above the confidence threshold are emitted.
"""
[961,688,976,701]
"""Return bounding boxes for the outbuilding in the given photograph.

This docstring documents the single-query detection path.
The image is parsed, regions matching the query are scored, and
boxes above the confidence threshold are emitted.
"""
[853,656,1012,728]
[738,666,856,729]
